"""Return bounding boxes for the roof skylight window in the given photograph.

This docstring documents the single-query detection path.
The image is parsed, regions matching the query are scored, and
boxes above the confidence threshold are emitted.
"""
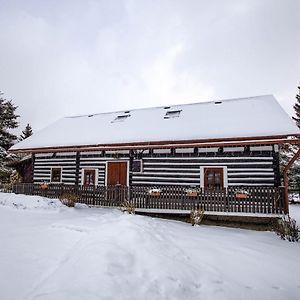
[112,114,131,123]
[164,110,181,119]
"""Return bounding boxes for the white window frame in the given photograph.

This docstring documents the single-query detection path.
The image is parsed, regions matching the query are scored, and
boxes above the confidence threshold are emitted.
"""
[81,168,99,186]
[50,167,62,183]
[132,159,143,174]
[200,166,228,188]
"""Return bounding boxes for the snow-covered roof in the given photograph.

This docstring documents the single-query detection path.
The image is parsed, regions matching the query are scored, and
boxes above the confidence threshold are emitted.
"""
[10,95,300,151]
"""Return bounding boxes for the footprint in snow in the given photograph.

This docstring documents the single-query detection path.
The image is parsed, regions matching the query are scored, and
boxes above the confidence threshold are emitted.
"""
[51,224,89,233]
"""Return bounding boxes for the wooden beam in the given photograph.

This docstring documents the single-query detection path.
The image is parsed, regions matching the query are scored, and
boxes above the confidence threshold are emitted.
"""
[283,147,300,214]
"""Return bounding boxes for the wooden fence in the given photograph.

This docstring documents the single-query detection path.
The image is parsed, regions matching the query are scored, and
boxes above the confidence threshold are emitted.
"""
[9,183,285,214]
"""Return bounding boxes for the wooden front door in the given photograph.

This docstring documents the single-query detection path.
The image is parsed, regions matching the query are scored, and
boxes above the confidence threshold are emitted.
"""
[204,168,224,189]
[107,162,128,186]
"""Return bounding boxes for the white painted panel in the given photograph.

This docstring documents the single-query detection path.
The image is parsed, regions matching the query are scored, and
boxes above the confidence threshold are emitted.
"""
[228,172,274,176]
[175,148,195,154]
[198,147,219,153]
[146,157,273,160]
[56,152,77,156]
[35,153,53,158]
[132,181,195,186]
[250,145,273,151]
[153,149,171,154]
[134,172,199,176]
[80,151,103,155]
[228,177,274,181]
[105,150,130,154]
[228,183,274,186]
[144,162,272,166]
[223,147,244,152]
[132,176,199,181]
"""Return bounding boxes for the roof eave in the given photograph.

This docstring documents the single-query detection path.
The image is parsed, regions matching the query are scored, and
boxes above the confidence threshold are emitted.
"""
[9,134,300,153]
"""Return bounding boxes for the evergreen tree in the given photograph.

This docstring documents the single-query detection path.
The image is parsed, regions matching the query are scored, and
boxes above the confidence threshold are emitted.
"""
[280,85,300,195]
[20,123,33,141]
[0,92,19,182]
[293,85,300,128]
[0,92,19,150]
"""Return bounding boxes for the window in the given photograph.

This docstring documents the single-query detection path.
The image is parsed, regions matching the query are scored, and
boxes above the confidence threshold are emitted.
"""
[112,114,131,123]
[200,167,228,189]
[83,169,96,186]
[164,110,181,119]
[132,160,143,173]
[51,168,62,183]
[204,168,223,189]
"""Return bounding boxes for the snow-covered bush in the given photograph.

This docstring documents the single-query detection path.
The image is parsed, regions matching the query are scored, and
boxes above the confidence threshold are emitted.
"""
[190,208,205,226]
[273,215,299,242]
[59,193,77,207]
[122,200,135,214]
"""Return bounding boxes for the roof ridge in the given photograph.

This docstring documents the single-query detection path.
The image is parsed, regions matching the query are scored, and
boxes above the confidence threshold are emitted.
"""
[65,95,274,119]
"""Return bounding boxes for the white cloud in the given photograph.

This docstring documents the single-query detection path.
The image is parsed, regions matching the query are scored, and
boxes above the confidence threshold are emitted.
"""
[0,0,299,134]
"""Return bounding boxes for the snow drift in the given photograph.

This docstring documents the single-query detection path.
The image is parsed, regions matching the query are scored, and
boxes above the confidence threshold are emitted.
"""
[0,192,299,300]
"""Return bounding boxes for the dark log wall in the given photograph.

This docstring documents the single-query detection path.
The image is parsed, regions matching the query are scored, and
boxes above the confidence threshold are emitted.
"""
[33,145,280,187]
[33,152,77,184]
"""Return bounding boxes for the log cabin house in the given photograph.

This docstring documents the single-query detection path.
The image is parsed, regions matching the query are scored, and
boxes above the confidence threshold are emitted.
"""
[9,95,300,216]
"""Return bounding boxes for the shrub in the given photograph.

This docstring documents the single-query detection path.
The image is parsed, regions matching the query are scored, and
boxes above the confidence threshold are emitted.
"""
[59,192,78,208]
[122,200,135,214]
[190,208,205,226]
[0,183,12,193]
[273,215,299,242]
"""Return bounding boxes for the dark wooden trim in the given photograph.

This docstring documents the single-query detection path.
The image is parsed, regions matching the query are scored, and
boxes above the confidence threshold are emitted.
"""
[75,152,80,185]
[31,153,35,183]
[129,150,134,186]
[272,150,280,187]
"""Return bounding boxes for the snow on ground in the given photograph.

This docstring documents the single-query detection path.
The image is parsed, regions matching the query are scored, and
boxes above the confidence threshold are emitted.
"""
[290,203,300,224]
[0,193,299,300]
[0,192,63,210]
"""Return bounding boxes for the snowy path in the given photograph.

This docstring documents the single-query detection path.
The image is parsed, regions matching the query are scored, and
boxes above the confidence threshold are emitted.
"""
[0,193,300,300]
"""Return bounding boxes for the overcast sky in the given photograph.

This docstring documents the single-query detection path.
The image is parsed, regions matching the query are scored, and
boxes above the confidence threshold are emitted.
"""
[0,0,299,133]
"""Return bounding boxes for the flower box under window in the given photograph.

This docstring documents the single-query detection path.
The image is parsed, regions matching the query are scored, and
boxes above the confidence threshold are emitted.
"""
[235,193,249,199]
[234,189,250,199]
[148,188,161,197]
[185,188,199,197]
